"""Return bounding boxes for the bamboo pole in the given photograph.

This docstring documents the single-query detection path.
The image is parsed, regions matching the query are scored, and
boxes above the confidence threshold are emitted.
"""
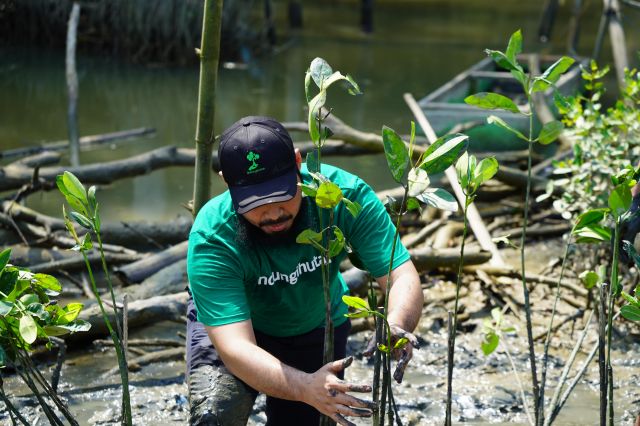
[192,0,224,216]
[66,2,81,167]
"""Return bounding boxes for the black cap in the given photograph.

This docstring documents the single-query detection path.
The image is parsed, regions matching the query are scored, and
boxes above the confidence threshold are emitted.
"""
[218,116,298,214]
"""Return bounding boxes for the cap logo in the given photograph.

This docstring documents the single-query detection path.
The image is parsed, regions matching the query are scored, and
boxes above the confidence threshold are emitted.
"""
[246,151,265,174]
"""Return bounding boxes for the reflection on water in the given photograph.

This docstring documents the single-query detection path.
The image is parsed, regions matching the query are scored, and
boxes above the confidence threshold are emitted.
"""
[2,1,639,222]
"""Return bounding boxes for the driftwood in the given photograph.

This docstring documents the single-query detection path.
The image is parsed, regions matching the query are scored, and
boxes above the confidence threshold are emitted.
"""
[114,259,188,301]
[402,218,445,249]
[5,244,137,268]
[68,291,188,342]
[29,252,144,274]
[9,152,62,168]
[95,338,183,348]
[115,241,189,284]
[409,246,491,271]
[0,127,156,161]
[432,222,464,249]
[102,347,185,377]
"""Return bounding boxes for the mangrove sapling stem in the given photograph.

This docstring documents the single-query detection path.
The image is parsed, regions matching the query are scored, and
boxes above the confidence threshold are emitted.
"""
[373,307,384,426]
[379,351,389,425]
[446,196,470,425]
[606,221,621,426]
[81,252,132,425]
[0,380,30,426]
[545,310,594,426]
[599,283,608,426]
[522,106,540,425]
[501,339,535,426]
[538,238,572,424]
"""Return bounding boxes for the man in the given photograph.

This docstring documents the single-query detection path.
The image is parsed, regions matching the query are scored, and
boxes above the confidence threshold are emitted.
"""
[187,116,423,426]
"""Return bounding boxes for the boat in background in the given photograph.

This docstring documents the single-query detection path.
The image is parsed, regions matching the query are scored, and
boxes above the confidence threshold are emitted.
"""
[417,53,586,151]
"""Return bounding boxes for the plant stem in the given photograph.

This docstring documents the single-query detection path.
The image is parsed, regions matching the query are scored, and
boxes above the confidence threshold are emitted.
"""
[373,307,384,426]
[599,282,608,426]
[606,221,621,426]
[502,340,535,426]
[538,238,572,425]
[446,196,470,425]
[379,351,389,426]
[522,109,540,424]
[81,253,132,425]
[0,374,31,425]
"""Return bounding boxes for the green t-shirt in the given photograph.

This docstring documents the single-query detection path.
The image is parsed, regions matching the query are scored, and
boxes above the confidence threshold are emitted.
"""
[187,163,410,337]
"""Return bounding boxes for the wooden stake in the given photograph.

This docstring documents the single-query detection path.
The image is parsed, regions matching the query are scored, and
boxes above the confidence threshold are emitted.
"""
[65,3,81,167]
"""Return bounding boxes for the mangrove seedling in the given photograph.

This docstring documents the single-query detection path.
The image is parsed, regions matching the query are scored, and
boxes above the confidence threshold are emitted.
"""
[464,29,575,425]
[446,152,498,425]
[57,171,132,425]
[0,247,89,425]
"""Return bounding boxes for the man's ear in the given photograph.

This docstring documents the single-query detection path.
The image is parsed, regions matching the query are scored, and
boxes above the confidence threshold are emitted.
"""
[218,170,227,183]
[294,149,302,170]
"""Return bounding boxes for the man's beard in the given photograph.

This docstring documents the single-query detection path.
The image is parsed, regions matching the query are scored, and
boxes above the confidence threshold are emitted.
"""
[235,197,317,248]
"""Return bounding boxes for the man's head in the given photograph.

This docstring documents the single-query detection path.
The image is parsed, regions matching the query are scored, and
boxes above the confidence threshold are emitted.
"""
[219,116,303,236]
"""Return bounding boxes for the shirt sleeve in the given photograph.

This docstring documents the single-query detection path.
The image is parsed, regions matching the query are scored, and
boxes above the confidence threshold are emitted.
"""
[187,230,251,327]
[345,179,411,278]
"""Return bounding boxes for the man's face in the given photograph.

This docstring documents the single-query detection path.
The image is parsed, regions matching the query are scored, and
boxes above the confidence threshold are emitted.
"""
[241,187,303,236]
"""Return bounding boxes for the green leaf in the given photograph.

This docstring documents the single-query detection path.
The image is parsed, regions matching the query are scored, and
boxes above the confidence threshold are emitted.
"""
[0,248,10,272]
[473,157,499,188]
[81,233,93,252]
[573,209,608,232]
[315,182,343,209]
[6,279,29,302]
[487,116,528,142]
[304,69,312,103]
[417,188,458,212]
[299,182,318,198]
[93,203,101,233]
[579,270,600,289]
[0,346,6,367]
[485,49,517,72]
[621,291,637,305]
[408,168,430,197]
[296,229,323,245]
[382,126,410,183]
[537,121,564,145]
[0,269,18,297]
[419,133,469,175]
[505,30,522,65]
[44,319,91,336]
[308,90,327,146]
[0,300,13,316]
[345,311,371,319]
[19,293,39,306]
[56,176,87,216]
[481,331,499,356]
[309,57,333,88]
[26,303,50,322]
[57,302,83,324]
[33,274,62,292]
[393,337,409,350]
[532,57,575,92]
[88,185,97,212]
[342,295,369,311]
[342,198,362,218]
[324,71,361,95]
[464,92,520,114]
[573,226,611,244]
[406,197,421,212]
[456,152,472,191]
[608,184,632,219]
[19,315,37,344]
[620,305,640,322]
[344,74,362,96]
[306,151,320,174]
[328,227,345,258]
[377,344,390,353]
[61,171,88,207]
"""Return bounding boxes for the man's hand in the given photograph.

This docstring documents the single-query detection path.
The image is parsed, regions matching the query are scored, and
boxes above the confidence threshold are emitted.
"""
[302,356,376,426]
[363,324,420,383]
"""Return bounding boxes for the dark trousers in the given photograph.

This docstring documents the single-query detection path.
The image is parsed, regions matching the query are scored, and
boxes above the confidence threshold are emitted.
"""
[186,295,350,426]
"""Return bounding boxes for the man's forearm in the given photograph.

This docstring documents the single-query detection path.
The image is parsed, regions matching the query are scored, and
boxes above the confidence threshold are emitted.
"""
[385,261,423,332]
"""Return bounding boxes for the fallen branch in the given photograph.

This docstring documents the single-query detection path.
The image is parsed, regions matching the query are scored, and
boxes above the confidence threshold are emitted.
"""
[114,241,188,284]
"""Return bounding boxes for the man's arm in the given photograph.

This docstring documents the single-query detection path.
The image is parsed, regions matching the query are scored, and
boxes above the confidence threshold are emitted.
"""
[206,320,375,424]
[373,260,423,382]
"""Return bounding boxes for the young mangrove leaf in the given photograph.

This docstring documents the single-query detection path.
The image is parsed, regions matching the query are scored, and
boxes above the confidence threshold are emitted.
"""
[573,226,611,244]
[57,176,88,216]
[0,269,18,297]
[345,310,371,319]
[464,92,520,114]
[70,212,93,230]
[0,300,13,316]
[620,290,638,306]
[61,171,88,206]
[88,186,97,212]
[416,188,458,212]
[19,314,37,344]
[393,337,409,350]
[19,293,39,307]
[315,181,343,209]
[505,29,523,65]
[574,208,608,231]
[33,274,61,292]
[382,126,410,183]
[620,305,640,322]
[0,248,10,272]
[579,270,600,289]
[308,90,327,146]
[481,331,499,356]
[296,229,323,245]
[485,49,516,72]
[473,157,499,189]
[532,56,575,93]
[304,70,312,104]
[536,120,564,145]
[487,116,528,141]
[300,183,318,198]
[324,71,361,95]
[456,152,473,191]
[309,57,333,89]
[419,133,469,175]
[329,227,345,258]
[342,198,362,218]
[58,303,83,324]
[306,151,320,174]
[344,74,362,96]
[406,197,422,212]
[408,168,430,197]
[342,295,369,311]
[377,344,390,353]
[608,184,632,219]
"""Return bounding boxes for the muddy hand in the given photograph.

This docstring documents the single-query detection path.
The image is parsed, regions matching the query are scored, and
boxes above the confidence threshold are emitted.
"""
[305,356,376,426]
[389,324,419,383]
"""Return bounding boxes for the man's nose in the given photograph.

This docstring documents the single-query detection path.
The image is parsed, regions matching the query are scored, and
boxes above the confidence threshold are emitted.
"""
[262,206,284,221]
